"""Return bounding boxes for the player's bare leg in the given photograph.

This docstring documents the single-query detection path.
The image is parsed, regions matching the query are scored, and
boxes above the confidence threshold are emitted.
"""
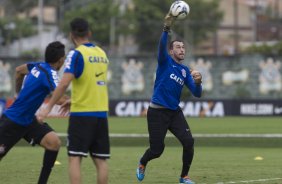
[69,156,82,184]
[40,131,61,151]
[93,158,108,184]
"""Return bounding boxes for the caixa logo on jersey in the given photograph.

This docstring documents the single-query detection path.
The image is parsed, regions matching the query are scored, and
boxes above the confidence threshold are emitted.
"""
[112,100,225,117]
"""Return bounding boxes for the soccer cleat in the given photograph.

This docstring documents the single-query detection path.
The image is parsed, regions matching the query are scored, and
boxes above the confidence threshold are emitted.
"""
[179,176,195,184]
[136,163,146,181]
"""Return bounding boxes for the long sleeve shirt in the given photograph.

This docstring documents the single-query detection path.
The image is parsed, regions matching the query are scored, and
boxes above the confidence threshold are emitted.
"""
[151,31,202,110]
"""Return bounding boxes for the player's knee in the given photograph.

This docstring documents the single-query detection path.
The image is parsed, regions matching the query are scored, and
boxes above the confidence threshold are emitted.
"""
[41,133,61,150]
[49,136,61,150]
[51,137,61,150]
[182,137,194,149]
[151,145,165,158]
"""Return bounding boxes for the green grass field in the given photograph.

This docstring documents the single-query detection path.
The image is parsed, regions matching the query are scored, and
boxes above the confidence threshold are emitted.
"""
[1,117,282,184]
[46,117,282,134]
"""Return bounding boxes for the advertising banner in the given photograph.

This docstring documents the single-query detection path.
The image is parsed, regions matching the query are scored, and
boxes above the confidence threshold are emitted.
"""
[109,99,282,117]
[236,100,282,116]
[5,98,280,118]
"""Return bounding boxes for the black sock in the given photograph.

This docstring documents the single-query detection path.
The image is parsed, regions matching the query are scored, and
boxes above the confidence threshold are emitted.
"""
[181,147,194,177]
[38,150,59,184]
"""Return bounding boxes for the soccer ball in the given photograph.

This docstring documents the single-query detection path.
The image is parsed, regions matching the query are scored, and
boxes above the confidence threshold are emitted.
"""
[170,0,190,20]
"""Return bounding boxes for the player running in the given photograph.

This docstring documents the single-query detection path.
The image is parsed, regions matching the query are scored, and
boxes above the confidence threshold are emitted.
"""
[0,41,66,184]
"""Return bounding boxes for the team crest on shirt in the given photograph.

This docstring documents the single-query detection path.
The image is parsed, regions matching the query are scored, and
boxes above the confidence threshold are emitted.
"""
[0,144,6,154]
[181,69,186,78]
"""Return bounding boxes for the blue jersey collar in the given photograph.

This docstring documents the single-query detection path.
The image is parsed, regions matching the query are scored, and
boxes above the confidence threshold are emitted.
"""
[83,42,95,47]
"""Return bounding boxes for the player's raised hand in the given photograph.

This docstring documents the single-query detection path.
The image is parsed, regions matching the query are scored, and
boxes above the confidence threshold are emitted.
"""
[164,12,175,28]
[191,70,202,84]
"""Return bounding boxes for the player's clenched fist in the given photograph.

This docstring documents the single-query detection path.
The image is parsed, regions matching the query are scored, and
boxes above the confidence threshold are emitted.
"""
[191,70,202,84]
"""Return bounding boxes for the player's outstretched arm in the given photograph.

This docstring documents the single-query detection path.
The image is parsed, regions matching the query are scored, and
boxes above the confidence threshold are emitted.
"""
[37,73,74,122]
[163,12,175,32]
[56,95,70,105]
[58,98,71,116]
[158,13,175,64]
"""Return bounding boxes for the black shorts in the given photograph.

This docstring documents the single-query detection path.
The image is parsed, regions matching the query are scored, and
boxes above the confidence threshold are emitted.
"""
[146,107,193,148]
[0,115,53,157]
[67,116,110,159]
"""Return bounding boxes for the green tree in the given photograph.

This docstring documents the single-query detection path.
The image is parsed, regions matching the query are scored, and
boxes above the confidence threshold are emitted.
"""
[1,0,36,16]
[125,0,223,54]
[62,0,119,47]
[0,18,35,45]
[244,41,282,55]
[0,0,57,46]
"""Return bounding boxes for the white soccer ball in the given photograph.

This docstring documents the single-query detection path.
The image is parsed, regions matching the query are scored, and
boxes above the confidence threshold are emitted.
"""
[170,0,190,20]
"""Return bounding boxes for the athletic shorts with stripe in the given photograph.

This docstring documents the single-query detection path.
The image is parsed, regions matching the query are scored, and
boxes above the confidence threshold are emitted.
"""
[67,116,110,159]
[0,115,53,158]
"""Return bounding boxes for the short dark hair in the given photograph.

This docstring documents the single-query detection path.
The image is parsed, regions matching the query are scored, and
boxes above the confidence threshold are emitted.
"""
[70,17,89,37]
[169,40,184,50]
[45,41,65,64]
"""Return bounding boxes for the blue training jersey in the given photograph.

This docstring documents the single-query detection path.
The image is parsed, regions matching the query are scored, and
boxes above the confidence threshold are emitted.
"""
[64,43,107,118]
[151,31,202,110]
[4,62,59,126]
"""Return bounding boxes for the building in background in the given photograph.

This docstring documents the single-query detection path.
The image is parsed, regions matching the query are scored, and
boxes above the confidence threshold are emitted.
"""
[0,0,282,57]
[196,0,282,55]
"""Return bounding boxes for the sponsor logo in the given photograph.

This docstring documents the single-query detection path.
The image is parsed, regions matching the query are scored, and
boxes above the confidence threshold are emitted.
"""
[115,101,150,116]
[170,73,184,85]
[181,69,186,78]
[29,139,34,145]
[240,104,273,115]
[31,68,40,78]
[51,70,59,86]
[179,101,224,117]
[65,51,75,70]
[95,72,104,77]
[114,101,225,117]
[274,107,282,114]
[89,56,109,64]
[97,81,106,85]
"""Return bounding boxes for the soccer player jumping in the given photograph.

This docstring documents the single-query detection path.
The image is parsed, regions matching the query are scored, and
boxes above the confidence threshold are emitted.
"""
[136,13,202,184]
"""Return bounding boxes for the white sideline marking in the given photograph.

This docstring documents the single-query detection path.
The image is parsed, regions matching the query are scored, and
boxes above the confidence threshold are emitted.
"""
[57,133,282,138]
[194,134,282,138]
[213,178,282,184]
